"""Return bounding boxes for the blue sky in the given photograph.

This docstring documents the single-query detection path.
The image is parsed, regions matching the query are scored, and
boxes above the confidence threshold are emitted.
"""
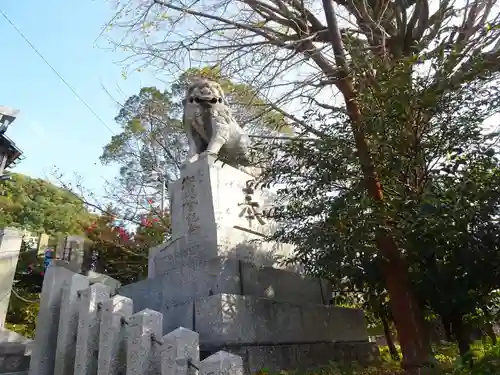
[0,1,160,196]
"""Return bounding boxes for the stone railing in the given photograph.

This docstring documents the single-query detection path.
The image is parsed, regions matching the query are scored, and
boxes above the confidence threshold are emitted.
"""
[28,264,243,375]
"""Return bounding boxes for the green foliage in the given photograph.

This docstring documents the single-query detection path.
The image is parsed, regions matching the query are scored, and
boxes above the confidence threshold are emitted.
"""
[5,294,39,339]
[0,173,93,235]
[260,22,500,358]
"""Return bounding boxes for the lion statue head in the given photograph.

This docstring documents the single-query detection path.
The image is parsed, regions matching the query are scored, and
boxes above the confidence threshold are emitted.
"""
[184,79,226,108]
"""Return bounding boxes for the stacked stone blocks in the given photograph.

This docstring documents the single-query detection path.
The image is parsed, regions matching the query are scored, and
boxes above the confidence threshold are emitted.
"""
[120,155,375,372]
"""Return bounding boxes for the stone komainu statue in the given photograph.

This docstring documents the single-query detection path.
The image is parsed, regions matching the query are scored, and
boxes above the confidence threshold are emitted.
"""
[182,79,252,167]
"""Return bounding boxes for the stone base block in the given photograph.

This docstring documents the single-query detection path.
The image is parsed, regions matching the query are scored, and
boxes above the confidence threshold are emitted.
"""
[156,294,367,346]
[194,294,368,346]
[204,341,379,374]
[119,257,331,310]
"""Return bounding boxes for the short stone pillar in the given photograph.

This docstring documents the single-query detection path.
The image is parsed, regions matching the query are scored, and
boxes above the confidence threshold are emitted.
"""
[0,227,23,328]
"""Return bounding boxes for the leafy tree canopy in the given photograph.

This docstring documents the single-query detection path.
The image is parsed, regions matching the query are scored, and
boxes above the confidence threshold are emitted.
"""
[0,173,93,236]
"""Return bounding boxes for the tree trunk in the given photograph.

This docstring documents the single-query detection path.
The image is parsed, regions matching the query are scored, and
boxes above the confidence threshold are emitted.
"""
[450,314,472,366]
[321,2,433,373]
[484,321,497,345]
[382,314,400,361]
[442,317,453,342]
[482,306,497,345]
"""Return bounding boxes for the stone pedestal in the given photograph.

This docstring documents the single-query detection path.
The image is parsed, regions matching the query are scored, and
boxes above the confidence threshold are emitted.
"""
[148,155,294,278]
[0,228,23,328]
[120,155,373,372]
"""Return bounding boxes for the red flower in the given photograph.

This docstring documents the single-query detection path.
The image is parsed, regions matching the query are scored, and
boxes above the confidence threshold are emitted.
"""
[147,199,153,204]
[141,217,153,227]
[40,272,44,277]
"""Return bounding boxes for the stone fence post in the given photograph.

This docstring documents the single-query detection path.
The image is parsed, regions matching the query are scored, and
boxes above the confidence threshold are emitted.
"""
[98,295,133,375]
[161,327,199,375]
[0,227,23,328]
[29,265,87,375]
[126,309,163,375]
[199,351,244,375]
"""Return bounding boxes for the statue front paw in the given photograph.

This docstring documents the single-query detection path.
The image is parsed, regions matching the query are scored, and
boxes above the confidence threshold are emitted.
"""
[181,154,200,168]
[199,150,218,159]
[188,154,200,163]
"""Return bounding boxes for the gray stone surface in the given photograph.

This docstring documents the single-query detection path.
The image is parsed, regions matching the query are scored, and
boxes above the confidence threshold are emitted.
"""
[161,302,194,335]
[53,273,90,375]
[118,279,163,314]
[98,295,133,375]
[0,228,23,328]
[155,294,367,346]
[74,283,112,375]
[239,262,331,304]
[126,309,163,375]
[0,328,32,346]
[0,343,30,374]
[199,351,243,375]
[87,272,121,295]
[148,156,295,278]
[29,266,84,375]
[194,294,368,346]
[161,328,199,375]
[221,341,379,373]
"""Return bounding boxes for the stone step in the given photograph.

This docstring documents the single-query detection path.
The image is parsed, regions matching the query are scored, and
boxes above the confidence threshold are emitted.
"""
[204,341,379,374]
[119,257,332,313]
[157,293,368,346]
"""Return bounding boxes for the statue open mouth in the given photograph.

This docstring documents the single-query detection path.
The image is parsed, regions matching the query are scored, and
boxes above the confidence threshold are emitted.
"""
[189,97,223,104]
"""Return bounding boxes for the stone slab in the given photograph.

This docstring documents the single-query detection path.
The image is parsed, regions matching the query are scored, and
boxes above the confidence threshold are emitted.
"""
[239,262,331,305]
[150,235,294,277]
[154,294,367,346]
[194,294,368,346]
[119,258,331,314]
[213,341,379,374]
